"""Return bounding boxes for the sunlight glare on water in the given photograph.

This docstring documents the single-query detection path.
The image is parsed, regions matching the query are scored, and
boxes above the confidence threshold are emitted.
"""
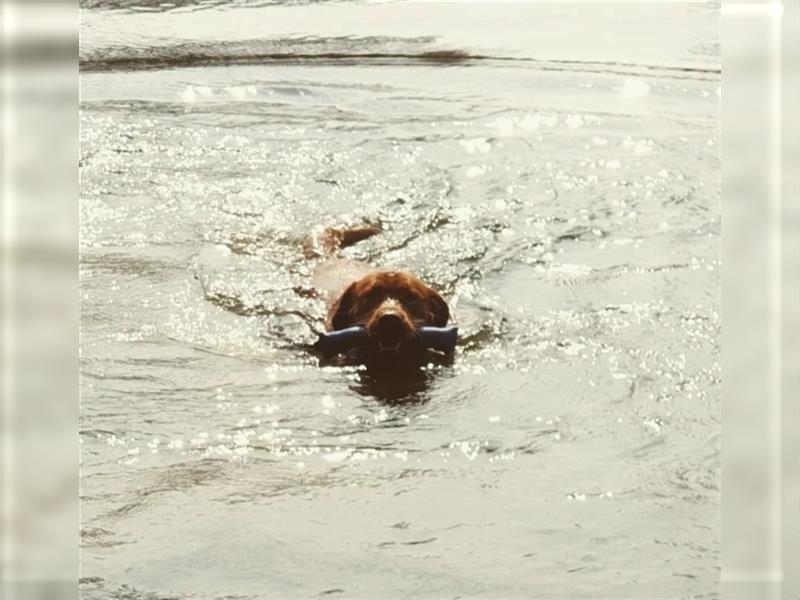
[80,2,720,598]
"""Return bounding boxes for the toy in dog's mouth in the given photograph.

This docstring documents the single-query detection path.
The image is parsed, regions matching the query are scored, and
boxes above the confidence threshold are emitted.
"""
[312,325,458,359]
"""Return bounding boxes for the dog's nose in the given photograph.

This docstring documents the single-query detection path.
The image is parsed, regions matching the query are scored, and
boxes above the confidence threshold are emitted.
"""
[375,312,406,343]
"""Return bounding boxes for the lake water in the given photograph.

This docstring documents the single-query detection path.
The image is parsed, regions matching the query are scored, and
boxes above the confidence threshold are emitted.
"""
[80,2,720,598]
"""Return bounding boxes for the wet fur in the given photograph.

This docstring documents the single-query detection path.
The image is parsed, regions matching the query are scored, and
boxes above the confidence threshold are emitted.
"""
[307,226,450,354]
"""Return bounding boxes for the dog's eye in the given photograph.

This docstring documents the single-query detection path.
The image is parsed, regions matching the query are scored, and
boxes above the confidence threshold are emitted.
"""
[363,289,383,306]
[402,293,421,305]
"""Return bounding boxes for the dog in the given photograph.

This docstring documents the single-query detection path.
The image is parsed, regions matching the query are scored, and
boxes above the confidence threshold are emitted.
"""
[304,226,450,363]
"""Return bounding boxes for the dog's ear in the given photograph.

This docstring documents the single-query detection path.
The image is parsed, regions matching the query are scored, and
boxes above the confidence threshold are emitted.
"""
[426,289,450,327]
[329,282,358,330]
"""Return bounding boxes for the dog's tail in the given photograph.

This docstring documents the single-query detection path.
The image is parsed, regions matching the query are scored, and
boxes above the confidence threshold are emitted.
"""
[303,225,381,259]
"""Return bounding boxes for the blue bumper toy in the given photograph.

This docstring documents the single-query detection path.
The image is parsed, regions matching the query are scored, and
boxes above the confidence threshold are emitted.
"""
[313,326,458,358]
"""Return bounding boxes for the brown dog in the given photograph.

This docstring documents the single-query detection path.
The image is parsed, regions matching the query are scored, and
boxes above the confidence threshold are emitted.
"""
[306,226,450,356]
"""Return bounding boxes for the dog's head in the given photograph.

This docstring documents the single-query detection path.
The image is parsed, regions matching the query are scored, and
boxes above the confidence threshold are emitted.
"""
[328,271,449,352]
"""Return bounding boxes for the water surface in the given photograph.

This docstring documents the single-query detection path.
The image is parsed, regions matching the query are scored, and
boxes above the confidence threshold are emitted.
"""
[80,3,720,598]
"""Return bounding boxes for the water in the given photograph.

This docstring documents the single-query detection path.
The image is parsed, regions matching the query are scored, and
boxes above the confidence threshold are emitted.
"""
[80,2,720,598]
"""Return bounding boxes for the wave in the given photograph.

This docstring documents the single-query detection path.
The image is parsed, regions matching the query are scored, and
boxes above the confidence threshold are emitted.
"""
[80,36,720,80]
[81,36,473,71]
[81,0,326,11]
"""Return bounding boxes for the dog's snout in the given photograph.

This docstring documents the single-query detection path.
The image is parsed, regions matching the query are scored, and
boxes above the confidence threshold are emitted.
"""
[375,311,406,340]
[369,308,415,350]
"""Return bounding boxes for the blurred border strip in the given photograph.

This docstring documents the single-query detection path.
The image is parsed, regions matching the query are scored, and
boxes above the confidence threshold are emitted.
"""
[2,1,799,599]
[2,0,79,598]
[721,1,800,599]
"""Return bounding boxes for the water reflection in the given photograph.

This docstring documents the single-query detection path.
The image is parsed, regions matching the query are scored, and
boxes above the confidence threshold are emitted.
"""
[349,353,453,404]
[352,369,431,404]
